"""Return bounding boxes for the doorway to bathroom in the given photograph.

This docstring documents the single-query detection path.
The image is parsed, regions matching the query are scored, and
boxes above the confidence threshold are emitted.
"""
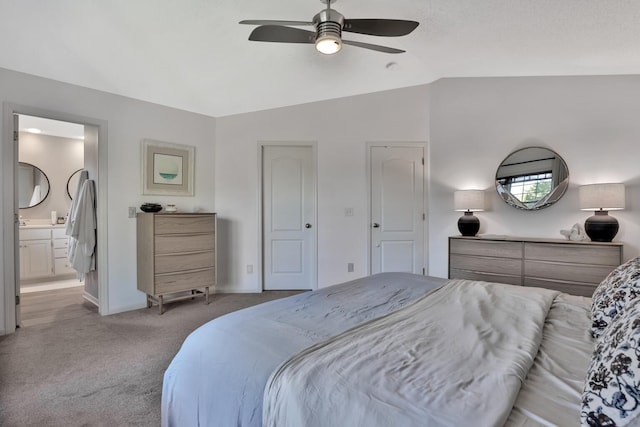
[15,114,98,328]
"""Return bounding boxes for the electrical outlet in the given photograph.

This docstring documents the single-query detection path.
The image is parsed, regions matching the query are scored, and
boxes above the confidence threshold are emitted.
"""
[344,207,354,217]
[348,263,354,273]
[128,207,136,218]
[247,264,254,274]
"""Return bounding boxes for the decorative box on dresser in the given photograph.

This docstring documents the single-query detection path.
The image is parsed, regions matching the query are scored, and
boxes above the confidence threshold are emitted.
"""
[137,212,216,314]
[449,235,623,297]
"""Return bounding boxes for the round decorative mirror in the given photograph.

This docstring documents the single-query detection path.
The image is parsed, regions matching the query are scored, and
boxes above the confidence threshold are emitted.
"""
[495,147,569,210]
[67,169,83,199]
[18,162,50,209]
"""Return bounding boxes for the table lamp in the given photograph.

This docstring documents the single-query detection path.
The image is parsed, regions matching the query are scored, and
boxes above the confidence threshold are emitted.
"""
[454,190,485,236]
[579,183,625,242]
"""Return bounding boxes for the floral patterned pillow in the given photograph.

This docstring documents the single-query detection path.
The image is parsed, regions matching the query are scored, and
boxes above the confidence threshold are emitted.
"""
[591,257,640,338]
[582,300,640,426]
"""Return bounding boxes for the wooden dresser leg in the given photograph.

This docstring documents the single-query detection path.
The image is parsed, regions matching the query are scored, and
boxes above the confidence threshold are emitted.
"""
[205,287,209,305]
[146,295,152,308]
[159,295,164,315]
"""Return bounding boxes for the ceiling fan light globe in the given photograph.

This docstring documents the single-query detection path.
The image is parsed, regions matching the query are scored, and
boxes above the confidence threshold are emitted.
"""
[316,35,342,54]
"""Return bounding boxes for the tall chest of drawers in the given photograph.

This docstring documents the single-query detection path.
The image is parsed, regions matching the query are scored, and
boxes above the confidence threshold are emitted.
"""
[449,236,623,297]
[137,212,216,313]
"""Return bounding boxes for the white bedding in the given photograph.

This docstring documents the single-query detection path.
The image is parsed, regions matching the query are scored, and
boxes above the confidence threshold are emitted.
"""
[162,273,446,427]
[506,293,594,427]
[263,279,560,427]
[163,274,596,426]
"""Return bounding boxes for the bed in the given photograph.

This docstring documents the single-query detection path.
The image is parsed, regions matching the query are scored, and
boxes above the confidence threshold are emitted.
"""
[162,258,640,427]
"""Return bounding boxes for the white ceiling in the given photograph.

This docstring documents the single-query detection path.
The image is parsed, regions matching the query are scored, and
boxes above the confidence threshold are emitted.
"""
[1,1,640,118]
[19,115,84,140]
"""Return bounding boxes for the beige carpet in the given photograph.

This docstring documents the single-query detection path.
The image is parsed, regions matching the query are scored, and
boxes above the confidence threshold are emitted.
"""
[0,288,301,426]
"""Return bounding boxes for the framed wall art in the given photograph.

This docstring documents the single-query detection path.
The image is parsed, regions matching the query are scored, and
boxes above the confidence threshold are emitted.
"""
[141,139,195,196]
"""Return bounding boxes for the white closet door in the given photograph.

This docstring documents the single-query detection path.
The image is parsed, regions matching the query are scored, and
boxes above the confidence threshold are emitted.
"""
[263,145,316,290]
[370,146,425,275]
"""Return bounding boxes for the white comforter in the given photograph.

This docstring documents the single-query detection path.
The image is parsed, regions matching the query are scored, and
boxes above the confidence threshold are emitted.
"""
[263,279,559,427]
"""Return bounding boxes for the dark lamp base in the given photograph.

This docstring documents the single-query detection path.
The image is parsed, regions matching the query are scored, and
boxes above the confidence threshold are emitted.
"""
[584,211,619,242]
[458,211,480,236]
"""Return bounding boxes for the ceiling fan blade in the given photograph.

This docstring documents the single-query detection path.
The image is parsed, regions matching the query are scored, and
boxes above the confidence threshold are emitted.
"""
[343,19,419,37]
[248,25,316,44]
[342,39,405,54]
[240,20,313,26]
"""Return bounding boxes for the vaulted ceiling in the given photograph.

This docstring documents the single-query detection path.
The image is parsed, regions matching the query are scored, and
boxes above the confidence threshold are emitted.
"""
[1,1,639,117]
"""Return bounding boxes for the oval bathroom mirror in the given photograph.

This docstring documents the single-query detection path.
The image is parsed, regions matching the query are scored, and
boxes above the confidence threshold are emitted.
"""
[67,169,83,199]
[18,162,50,209]
[495,147,569,210]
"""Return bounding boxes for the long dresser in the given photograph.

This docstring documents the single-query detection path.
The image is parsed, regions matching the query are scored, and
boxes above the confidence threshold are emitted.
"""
[137,212,216,313]
[448,235,623,297]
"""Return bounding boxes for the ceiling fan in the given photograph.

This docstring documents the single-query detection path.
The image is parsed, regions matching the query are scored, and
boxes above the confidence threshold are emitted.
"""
[239,0,419,55]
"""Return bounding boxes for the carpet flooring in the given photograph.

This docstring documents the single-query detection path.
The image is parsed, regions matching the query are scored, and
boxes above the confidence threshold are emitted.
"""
[0,287,302,426]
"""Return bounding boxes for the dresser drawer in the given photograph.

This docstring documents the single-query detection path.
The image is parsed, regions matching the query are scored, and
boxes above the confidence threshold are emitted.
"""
[450,254,521,276]
[155,268,215,294]
[155,215,215,235]
[449,269,522,286]
[524,277,596,297]
[155,251,215,274]
[449,239,522,259]
[524,260,616,285]
[155,233,214,254]
[525,243,621,266]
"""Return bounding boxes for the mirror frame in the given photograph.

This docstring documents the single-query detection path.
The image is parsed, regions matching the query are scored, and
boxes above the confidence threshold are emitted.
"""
[66,169,83,199]
[495,147,569,210]
[18,162,50,209]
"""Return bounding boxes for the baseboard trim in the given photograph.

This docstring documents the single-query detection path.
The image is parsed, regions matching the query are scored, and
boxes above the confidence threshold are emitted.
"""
[106,302,147,315]
[82,291,99,307]
[212,288,263,294]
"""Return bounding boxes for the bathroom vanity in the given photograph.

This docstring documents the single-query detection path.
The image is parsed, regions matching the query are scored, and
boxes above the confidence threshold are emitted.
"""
[19,225,75,281]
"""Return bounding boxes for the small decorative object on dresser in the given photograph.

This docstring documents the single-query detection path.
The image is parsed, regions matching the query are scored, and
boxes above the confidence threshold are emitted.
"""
[140,203,162,213]
[560,223,588,241]
[136,212,216,314]
[579,183,625,242]
[453,190,485,236]
[448,235,623,297]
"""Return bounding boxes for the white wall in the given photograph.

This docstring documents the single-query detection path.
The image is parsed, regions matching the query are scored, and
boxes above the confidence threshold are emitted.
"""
[3,67,639,335]
[429,75,640,277]
[0,67,216,334]
[215,86,431,291]
[18,132,83,222]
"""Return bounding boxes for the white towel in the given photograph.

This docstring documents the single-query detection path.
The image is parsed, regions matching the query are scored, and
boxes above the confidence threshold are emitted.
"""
[66,177,96,280]
[65,170,88,236]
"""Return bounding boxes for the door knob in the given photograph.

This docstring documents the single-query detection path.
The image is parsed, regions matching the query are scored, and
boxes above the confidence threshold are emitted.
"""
[373,223,380,228]
[305,223,312,229]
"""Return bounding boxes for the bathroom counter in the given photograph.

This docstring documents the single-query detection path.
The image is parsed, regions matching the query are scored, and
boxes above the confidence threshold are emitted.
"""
[19,224,65,229]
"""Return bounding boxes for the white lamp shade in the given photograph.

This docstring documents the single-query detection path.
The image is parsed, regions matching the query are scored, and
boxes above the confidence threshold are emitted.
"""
[454,190,485,212]
[579,183,625,211]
